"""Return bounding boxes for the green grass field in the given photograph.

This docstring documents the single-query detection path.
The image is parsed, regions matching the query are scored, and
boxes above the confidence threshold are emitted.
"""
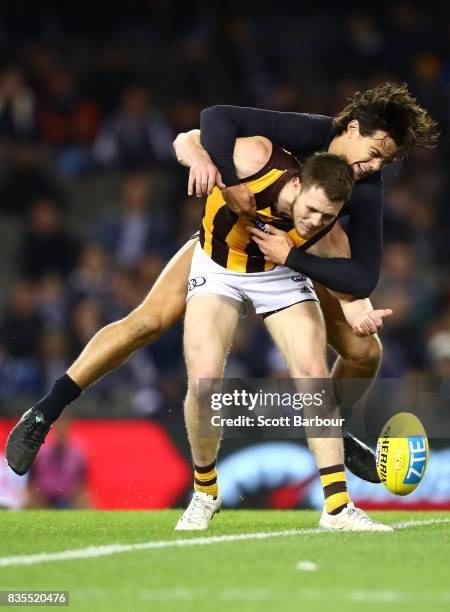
[1,510,449,611]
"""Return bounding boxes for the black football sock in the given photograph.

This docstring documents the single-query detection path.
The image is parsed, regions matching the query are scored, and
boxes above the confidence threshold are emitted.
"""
[33,374,82,423]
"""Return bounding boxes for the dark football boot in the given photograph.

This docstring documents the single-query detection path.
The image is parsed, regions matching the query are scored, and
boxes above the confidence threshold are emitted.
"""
[343,429,380,483]
[5,408,51,475]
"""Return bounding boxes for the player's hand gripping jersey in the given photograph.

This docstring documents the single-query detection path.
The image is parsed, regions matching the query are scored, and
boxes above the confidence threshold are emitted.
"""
[199,145,310,273]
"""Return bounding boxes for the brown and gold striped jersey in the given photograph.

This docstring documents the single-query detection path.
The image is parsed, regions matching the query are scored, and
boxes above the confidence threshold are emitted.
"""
[199,144,308,272]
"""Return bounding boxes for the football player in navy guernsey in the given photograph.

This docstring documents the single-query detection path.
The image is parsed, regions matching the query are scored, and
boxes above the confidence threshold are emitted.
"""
[6,83,436,484]
[173,81,437,474]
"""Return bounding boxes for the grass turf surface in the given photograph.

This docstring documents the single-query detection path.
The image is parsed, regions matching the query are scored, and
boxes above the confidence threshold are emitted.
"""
[1,510,449,611]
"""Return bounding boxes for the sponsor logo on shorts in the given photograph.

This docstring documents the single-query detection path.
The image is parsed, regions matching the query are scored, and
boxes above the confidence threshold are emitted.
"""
[188,276,206,291]
[300,286,312,294]
[291,274,307,282]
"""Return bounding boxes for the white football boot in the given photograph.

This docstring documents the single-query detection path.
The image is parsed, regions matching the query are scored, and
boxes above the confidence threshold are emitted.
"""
[319,502,393,531]
[175,491,221,531]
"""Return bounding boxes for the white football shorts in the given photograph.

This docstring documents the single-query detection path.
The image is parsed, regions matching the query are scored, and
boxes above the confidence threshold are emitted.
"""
[187,243,318,315]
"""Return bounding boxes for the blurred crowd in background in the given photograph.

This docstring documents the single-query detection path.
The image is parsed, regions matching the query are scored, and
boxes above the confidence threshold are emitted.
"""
[1,1,450,418]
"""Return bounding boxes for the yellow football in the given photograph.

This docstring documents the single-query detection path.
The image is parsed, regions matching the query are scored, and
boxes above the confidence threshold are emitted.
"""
[376,412,429,496]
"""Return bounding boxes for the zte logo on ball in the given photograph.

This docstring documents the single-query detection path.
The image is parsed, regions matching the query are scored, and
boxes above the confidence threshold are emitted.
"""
[403,436,427,484]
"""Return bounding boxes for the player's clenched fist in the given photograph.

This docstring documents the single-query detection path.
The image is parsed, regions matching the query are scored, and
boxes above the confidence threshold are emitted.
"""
[222,184,257,218]
[352,309,393,337]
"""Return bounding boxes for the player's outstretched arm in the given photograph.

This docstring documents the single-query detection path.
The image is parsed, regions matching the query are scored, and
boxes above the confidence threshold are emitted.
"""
[175,106,328,216]
[199,105,329,186]
[307,223,393,336]
[339,299,393,337]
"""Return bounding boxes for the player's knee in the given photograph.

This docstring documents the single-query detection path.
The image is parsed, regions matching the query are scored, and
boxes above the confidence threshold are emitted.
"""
[187,376,222,405]
[344,335,382,370]
[290,361,328,379]
[122,310,164,347]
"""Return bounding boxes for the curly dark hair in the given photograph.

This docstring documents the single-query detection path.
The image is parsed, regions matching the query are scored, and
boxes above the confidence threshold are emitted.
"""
[333,82,439,159]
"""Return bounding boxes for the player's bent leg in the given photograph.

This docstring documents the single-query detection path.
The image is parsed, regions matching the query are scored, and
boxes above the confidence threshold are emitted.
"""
[263,301,391,531]
[176,294,240,531]
[68,238,198,388]
[6,239,198,476]
[316,283,382,484]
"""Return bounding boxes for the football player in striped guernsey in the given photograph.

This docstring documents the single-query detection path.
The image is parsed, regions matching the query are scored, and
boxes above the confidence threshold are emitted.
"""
[175,135,392,531]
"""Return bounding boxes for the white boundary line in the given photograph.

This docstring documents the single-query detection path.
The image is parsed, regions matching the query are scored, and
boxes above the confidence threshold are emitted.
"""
[0,518,449,568]
[0,529,321,567]
[393,518,450,529]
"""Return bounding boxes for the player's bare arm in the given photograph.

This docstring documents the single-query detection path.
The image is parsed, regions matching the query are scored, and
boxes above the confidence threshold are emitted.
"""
[173,130,225,197]
[174,129,260,217]
[175,128,264,216]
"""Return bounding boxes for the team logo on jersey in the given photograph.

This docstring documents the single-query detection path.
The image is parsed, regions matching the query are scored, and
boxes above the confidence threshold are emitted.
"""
[291,274,307,282]
[188,276,206,291]
[254,219,268,232]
